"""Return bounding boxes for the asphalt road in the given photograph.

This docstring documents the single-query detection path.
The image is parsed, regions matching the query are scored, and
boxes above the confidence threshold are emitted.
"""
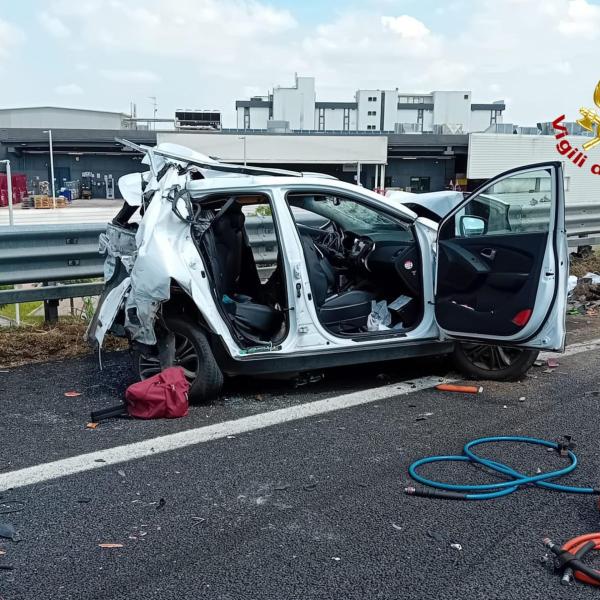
[2,318,600,599]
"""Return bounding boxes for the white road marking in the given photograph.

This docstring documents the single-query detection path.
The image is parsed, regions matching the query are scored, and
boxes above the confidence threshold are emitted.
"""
[2,337,599,492]
[0,375,453,492]
[540,337,600,360]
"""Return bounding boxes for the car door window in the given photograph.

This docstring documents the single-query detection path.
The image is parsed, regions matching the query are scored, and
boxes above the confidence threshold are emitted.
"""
[451,169,552,238]
[436,166,558,338]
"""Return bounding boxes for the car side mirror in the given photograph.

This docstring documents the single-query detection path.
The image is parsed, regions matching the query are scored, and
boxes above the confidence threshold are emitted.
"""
[171,189,194,223]
[459,215,486,237]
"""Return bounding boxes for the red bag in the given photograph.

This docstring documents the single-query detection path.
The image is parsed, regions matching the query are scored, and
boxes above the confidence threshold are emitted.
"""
[125,367,189,419]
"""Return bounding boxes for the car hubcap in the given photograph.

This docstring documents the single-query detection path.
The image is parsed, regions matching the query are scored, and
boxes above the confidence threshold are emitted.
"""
[461,343,523,371]
[138,333,200,382]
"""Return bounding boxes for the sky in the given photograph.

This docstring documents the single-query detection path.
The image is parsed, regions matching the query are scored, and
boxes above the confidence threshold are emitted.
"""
[1,0,600,127]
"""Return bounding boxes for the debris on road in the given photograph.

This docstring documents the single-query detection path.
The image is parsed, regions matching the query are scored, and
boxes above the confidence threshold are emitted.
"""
[86,422,99,430]
[427,530,444,542]
[416,412,434,421]
[547,358,560,368]
[64,391,82,397]
[98,543,124,549]
[157,498,166,510]
[392,523,402,531]
[436,384,483,394]
[0,524,18,542]
[450,543,463,551]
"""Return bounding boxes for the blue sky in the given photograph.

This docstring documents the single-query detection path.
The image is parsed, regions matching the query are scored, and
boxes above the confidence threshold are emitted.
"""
[1,0,600,127]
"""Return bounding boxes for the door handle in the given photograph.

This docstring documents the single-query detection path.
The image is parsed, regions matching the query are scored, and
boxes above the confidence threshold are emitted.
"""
[480,248,496,260]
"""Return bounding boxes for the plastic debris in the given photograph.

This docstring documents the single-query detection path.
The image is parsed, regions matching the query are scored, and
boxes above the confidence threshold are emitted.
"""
[0,524,18,542]
[416,412,434,421]
[547,357,559,368]
[157,498,166,510]
[86,422,99,429]
[367,300,392,331]
[64,391,82,397]
[436,384,483,394]
[519,396,526,402]
[450,543,463,551]
[392,523,402,531]
[98,543,123,548]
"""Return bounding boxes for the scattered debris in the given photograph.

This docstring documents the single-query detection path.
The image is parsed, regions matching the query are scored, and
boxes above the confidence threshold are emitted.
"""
[274,484,290,491]
[117,470,126,478]
[392,523,402,531]
[94,458,106,463]
[191,517,206,525]
[518,396,526,402]
[86,422,99,430]
[0,550,5,555]
[547,358,560,368]
[293,373,324,388]
[157,498,166,510]
[331,557,341,561]
[77,498,92,503]
[416,412,434,421]
[303,483,317,491]
[0,524,18,542]
[436,384,483,394]
[450,543,463,551]
[64,391,82,398]
[503,405,508,409]
[534,359,544,367]
[427,530,444,542]
[98,543,124,549]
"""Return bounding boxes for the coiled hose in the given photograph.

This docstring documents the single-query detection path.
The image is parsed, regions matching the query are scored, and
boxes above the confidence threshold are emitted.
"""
[405,436,599,501]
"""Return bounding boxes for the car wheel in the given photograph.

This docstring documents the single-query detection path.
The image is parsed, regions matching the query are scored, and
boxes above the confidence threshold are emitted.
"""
[132,317,224,403]
[452,342,539,381]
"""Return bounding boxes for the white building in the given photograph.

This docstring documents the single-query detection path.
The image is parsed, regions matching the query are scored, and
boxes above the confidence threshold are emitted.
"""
[236,75,504,134]
[0,107,130,130]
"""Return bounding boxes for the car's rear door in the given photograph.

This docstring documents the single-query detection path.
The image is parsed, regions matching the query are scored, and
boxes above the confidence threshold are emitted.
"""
[434,162,567,350]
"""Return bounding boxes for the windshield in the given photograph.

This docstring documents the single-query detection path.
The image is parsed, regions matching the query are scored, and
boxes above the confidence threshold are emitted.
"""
[288,194,401,232]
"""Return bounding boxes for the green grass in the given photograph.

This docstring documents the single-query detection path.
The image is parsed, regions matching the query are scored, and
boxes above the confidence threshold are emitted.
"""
[0,301,44,325]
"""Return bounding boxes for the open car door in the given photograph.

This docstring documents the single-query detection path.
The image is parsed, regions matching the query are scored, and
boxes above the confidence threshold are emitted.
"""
[434,162,567,351]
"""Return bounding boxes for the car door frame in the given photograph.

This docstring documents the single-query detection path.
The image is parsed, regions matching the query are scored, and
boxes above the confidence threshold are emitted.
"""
[433,161,567,350]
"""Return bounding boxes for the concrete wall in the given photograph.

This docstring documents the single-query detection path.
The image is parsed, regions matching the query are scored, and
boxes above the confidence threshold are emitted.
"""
[272,76,315,130]
[356,90,381,131]
[468,133,599,204]
[0,107,125,129]
[432,91,471,132]
[157,131,388,164]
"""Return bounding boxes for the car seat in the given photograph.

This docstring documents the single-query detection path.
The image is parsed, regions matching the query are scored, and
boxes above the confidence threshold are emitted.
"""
[300,235,375,332]
[200,199,283,340]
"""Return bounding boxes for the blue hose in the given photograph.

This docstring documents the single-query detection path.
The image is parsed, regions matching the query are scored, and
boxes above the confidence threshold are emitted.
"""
[406,436,599,500]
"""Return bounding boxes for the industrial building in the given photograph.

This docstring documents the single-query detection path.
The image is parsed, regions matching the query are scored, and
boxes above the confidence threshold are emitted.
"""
[0,103,596,204]
[235,74,505,134]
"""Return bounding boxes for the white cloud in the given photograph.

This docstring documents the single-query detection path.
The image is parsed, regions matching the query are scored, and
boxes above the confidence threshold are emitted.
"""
[38,11,70,38]
[0,18,24,60]
[54,83,84,95]
[381,15,430,39]
[557,0,600,37]
[9,0,600,126]
[100,69,161,83]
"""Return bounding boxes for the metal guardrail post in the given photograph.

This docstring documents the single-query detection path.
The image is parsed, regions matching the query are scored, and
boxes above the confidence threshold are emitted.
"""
[42,282,59,323]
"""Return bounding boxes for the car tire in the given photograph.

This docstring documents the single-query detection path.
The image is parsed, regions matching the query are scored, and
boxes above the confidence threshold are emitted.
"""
[452,342,539,381]
[132,317,224,403]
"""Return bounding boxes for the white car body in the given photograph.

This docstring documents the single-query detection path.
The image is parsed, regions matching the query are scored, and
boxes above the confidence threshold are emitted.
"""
[88,141,567,398]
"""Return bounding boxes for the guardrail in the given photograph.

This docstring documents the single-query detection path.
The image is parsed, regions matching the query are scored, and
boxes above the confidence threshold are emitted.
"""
[1,206,599,322]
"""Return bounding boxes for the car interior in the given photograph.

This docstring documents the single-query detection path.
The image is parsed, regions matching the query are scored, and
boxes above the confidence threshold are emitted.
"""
[435,168,554,337]
[190,194,289,347]
[287,193,423,336]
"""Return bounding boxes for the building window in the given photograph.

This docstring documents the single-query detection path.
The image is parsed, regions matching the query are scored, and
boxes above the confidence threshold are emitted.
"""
[318,107,325,131]
[243,107,250,129]
[464,94,469,100]
[367,110,377,116]
[368,96,377,102]
[367,124,377,130]
[343,108,350,131]
[417,109,424,131]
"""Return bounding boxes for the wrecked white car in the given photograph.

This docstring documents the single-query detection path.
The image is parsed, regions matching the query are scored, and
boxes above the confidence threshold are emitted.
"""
[88,140,568,402]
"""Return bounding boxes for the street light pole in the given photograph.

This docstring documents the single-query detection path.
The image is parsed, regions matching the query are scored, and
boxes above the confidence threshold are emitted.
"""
[44,129,56,209]
[239,136,247,166]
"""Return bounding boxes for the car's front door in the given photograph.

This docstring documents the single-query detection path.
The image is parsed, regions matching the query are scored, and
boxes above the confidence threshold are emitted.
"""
[434,162,567,350]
